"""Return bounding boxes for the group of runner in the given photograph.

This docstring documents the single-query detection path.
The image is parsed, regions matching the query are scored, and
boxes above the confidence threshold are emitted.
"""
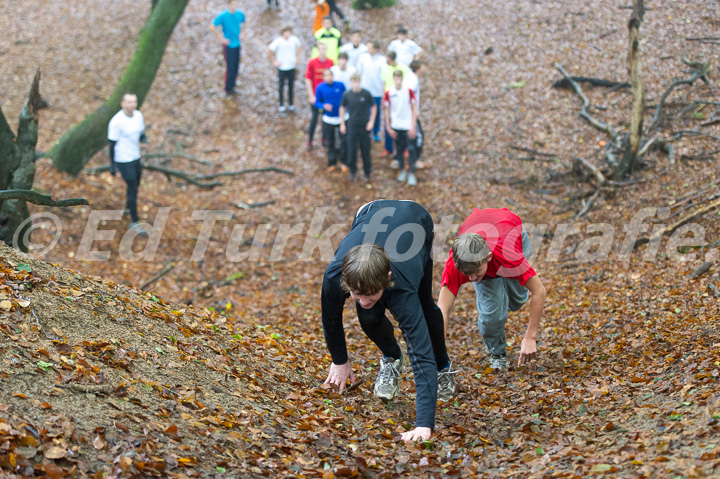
[322,200,547,442]
[265,1,427,184]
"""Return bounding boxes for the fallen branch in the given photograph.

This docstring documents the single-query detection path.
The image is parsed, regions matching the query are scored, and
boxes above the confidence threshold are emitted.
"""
[0,189,89,207]
[235,200,276,210]
[144,151,214,166]
[650,58,712,129]
[85,164,222,189]
[671,130,720,143]
[663,142,675,164]
[659,193,720,223]
[555,64,619,140]
[510,146,556,157]
[196,167,294,180]
[141,262,175,291]
[574,189,601,219]
[573,157,606,185]
[638,137,658,156]
[689,262,713,279]
[553,77,630,90]
[638,137,674,164]
[635,197,720,249]
[680,149,720,161]
[55,383,112,395]
[604,178,646,187]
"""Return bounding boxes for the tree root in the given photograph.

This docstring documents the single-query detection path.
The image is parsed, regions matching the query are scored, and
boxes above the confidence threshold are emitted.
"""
[0,189,88,207]
[86,165,293,190]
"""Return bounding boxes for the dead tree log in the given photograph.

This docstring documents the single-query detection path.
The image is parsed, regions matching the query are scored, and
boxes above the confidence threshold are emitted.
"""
[0,71,41,252]
[614,0,645,181]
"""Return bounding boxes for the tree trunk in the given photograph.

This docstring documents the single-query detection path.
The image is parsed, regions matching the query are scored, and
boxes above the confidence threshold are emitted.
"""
[0,71,42,252]
[47,0,190,175]
[615,0,645,180]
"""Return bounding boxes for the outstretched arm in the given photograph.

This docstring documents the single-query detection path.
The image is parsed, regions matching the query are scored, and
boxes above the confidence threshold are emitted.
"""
[518,275,545,365]
[389,291,437,442]
[321,273,356,393]
[437,286,456,338]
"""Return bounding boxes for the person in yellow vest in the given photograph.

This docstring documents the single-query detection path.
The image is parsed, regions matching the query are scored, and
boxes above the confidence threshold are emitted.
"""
[380,51,410,163]
[313,16,342,62]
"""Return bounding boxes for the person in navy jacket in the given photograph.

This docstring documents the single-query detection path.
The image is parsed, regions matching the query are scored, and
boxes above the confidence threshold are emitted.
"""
[315,69,347,171]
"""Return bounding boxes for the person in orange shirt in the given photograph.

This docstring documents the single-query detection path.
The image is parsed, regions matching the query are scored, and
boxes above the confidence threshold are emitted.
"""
[313,0,330,33]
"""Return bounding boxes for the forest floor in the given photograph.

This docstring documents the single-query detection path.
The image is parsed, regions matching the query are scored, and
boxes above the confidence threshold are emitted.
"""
[1,0,720,477]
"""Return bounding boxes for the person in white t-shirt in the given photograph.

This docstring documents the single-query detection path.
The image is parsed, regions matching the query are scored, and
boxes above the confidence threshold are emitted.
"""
[356,40,386,142]
[383,70,419,186]
[107,93,148,237]
[387,27,423,67]
[403,60,427,168]
[330,52,356,91]
[267,25,302,113]
[339,30,368,70]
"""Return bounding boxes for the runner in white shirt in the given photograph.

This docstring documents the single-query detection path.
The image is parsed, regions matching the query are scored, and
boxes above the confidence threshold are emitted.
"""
[383,70,419,186]
[267,25,302,113]
[403,60,427,168]
[339,30,369,70]
[356,40,386,141]
[387,27,423,67]
[330,52,356,90]
[107,93,148,236]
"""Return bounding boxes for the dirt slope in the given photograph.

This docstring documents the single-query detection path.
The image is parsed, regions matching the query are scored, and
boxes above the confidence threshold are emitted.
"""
[1,0,720,477]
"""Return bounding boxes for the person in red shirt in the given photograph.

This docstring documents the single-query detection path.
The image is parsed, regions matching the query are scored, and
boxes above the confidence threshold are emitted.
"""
[438,208,546,370]
[305,42,334,150]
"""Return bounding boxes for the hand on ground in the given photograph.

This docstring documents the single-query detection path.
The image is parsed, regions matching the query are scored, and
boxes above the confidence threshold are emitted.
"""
[323,362,356,394]
[400,427,432,442]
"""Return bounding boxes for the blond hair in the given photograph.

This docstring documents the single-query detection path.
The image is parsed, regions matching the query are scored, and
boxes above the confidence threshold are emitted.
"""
[451,233,491,275]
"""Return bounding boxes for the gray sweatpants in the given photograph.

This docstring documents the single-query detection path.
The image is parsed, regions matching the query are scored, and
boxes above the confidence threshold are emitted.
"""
[473,228,533,356]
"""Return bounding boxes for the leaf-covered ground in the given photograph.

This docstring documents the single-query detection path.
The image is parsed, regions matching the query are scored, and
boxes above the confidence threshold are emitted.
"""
[1,0,720,477]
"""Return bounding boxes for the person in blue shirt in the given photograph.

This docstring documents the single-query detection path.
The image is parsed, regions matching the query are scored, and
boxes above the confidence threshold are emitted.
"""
[209,0,246,96]
[315,69,347,171]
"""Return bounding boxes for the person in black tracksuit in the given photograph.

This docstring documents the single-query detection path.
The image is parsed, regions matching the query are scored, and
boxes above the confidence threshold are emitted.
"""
[340,73,376,182]
[321,200,455,443]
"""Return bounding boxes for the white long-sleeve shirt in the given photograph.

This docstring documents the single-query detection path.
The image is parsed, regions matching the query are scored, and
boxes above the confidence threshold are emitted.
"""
[357,52,386,98]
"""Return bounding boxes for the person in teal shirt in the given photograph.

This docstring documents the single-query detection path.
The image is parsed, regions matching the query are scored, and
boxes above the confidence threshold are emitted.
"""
[209,0,246,95]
